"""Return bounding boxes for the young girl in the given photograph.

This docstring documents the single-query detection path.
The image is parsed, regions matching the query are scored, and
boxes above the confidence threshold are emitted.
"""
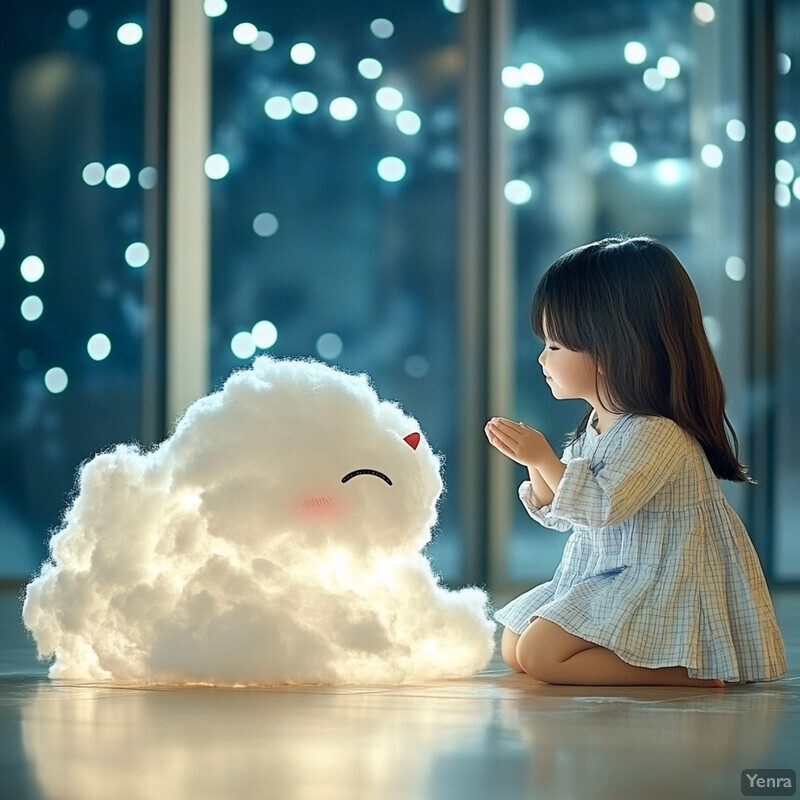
[486,236,786,687]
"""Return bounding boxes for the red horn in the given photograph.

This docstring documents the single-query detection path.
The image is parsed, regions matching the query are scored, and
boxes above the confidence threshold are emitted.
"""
[403,432,421,450]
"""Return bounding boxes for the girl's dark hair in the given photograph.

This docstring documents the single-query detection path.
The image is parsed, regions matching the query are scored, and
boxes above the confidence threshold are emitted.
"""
[531,236,750,482]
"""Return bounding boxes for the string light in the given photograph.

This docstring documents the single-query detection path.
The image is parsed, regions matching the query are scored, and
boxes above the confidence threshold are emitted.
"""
[357,58,383,79]
[204,154,230,179]
[233,23,258,45]
[117,22,143,45]
[624,42,647,64]
[316,333,343,360]
[20,296,44,322]
[290,43,316,64]
[20,256,45,283]
[377,157,406,182]
[44,367,69,394]
[396,110,421,135]
[504,179,532,204]
[330,97,358,121]
[87,334,112,361]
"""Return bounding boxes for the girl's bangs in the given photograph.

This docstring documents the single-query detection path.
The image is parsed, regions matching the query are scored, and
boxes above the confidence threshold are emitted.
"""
[531,279,585,350]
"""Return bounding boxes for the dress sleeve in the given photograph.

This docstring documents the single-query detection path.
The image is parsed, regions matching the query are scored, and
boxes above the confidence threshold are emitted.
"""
[518,481,573,531]
[516,437,577,532]
[547,415,689,528]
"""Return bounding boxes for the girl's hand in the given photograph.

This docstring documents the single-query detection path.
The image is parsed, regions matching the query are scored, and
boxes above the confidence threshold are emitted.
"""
[484,417,553,468]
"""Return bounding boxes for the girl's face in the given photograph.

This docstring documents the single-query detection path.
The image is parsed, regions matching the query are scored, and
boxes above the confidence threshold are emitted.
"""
[537,331,601,405]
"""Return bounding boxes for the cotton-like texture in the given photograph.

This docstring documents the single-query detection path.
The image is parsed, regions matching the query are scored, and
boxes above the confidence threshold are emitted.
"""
[23,356,496,685]
[495,414,786,683]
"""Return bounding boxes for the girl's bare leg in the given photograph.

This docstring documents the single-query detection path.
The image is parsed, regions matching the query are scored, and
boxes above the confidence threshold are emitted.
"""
[501,627,524,672]
[515,618,725,687]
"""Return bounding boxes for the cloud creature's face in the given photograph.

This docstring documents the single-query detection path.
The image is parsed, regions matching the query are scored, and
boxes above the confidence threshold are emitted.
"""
[164,356,443,557]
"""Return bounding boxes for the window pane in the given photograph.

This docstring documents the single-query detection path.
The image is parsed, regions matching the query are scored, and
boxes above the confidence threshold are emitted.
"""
[504,1,748,586]
[775,1,800,579]
[0,3,149,576]
[208,1,464,579]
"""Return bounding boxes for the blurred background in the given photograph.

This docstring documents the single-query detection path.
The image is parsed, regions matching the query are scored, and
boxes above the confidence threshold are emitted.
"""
[1,0,798,596]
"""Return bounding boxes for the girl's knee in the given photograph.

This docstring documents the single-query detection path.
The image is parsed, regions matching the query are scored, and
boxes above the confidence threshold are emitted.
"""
[501,627,525,672]
[514,633,546,679]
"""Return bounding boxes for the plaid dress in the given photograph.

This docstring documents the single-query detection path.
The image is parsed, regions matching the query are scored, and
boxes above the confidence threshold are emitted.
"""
[494,413,786,682]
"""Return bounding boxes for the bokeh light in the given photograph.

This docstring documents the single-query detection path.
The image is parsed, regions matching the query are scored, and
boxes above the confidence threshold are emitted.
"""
[504,179,533,204]
[776,183,791,207]
[329,97,358,121]
[657,56,681,79]
[643,68,666,91]
[501,66,523,88]
[316,333,343,360]
[67,9,90,29]
[725,256,746,282]
[609,141,638,167]
[520,62,544,85]
[291,91,318,114]
[233,23,258,45]
[204,154,230,179]
[87,333,112,361]
[105,163,131,188]
[125,242,150,268]
[700,143,724,168]
[264,96,292,119]
[703,316,721,349]
[692,2,716,24]
[117,22,143,45]
[396,110,421,135]
[44,367,69,394]
[624,41,647,64]
[377,157,406,182]
[20,296,44,322]
[138,166,158,189]
[370,18,394,39]
[252,320,278,349]
[231,331,256,360]
[404,355,430,378]
[203,0,227,17]
[290,42,316,65]
[82,162,105,186]
[21,255,45,283]
[443,0,466,12]
[726,119,746,142]
[253,213,279,237]
[504,106,530,131]
[252,31,274,51]
[376,87,403,111]
[775,120,797,143]
[654,159,687,185]
[776,159,794,184]
[357,58,383,80]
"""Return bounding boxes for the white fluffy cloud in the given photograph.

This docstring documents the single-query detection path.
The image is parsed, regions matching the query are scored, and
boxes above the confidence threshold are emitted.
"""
[23,356,495,685]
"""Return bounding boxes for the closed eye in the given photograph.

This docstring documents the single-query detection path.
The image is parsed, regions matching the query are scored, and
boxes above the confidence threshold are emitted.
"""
[341,469,393,486]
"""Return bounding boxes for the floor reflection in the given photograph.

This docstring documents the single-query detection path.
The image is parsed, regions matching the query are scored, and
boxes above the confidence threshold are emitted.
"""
[496,684,790,800]
[20,682,496,800]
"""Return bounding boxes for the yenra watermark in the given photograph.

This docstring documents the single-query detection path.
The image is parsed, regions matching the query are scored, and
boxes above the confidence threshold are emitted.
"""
[741,769,796,796]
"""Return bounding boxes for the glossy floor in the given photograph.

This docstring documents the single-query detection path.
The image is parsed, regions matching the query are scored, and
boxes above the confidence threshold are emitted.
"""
[1,587,798,800]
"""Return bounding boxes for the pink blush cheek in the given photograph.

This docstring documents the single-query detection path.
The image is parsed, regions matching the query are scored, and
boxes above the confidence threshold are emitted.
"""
[293,495,347,520]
